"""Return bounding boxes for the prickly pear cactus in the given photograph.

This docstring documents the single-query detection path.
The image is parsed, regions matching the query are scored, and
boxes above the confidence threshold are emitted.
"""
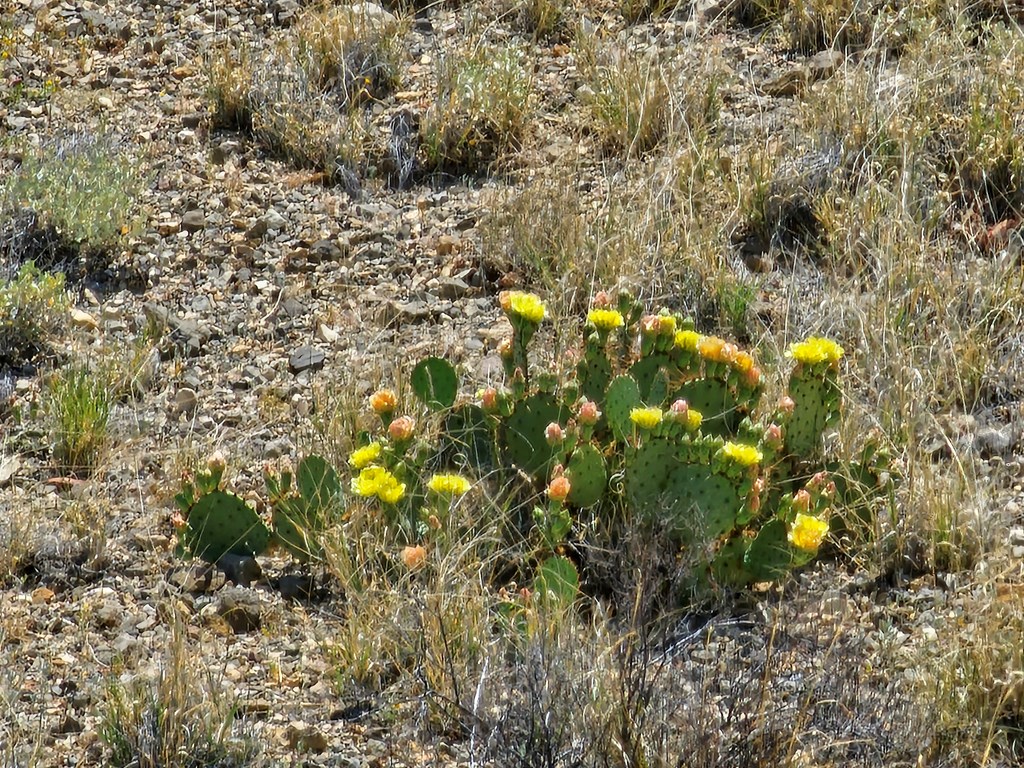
[180,490,271,563]
[605,374,642,442]
[501,392,568,480]
[565,443,607,508]
[441,404,496,473]
[267,454,344,562]
[782,337,844,457]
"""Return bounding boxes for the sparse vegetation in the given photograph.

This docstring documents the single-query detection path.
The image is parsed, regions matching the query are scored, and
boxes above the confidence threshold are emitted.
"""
[47,365,112,476]
[0,132,145,269]
[4,0,1024,765]
[0,261,68,367]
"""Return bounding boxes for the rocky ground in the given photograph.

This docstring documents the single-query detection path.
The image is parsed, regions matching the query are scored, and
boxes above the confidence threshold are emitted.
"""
[2,0,1024,765]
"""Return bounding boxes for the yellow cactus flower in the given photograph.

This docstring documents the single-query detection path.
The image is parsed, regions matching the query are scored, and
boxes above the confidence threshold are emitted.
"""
[377,475,406,504]
[587,308,625,331]
[630,407,663,430]
[733,351,755,373]
[658,314,677,336]
[674,330,701,352]
[787,337,844,366]
[351,465,405,504]
[426,473,472,497]
[719,441,763,467]
[500,291,546,324]
[685,409,703,431]
[351,465,387,497]
[788,513,830,551]
[348,442,383,470]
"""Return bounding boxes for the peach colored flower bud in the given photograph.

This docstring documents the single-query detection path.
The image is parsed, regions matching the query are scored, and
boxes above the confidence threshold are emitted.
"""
[809,471,829,489]
[401,545,427,570]
[548,475,571,503]
[749,477,765,514]
[545,422,565,445]
[498,291,512,313]
[551,463,565,477]
[640,315,661,335]
[369,389,398,414]
[792,489,811,513]
[670,399,689,417]
[206,450,226,473]
[497,339,513,358]
[593,291,611,308]
[170,510,186,529]
[479,387,499,410]
[577,398,601,425]
[778,395,796,415]
[427,514,442,530]
[764,423,783,448]
[744,366,762,387]
[388,416,415,441]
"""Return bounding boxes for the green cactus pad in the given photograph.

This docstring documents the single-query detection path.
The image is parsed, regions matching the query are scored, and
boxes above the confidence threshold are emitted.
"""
[629,354,670,402]
[411,357,458,410]
[536,555,579,608]
[785,374,838,457]
[671,378,741,436]
[182,490,271,563]
[566,444,607,508]
[710,536,754,588]
[273,506,322,562]
[297,454,343,519]
[605,374,642,442]
[501,393,568,480]
[441,403,496,473]
[664,464,743,541]
[625,439,675,514]
[743,519,792,581]
[577,350,613,402]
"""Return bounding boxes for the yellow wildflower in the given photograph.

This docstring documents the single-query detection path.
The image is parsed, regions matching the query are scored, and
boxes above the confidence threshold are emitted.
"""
[674,330,701,352]
[500,291,546,324]
[788,513,830,551]
[719,441,762,467]
[348,442,382,469]
[426,473,472,497]
[630,407,663,430]
[685,409,703,431]
[351,465,405,503]
[377,475,406,504]
[658,314,677,336]
[787,337,844,366]
[733,351,755,373]
[587,308,624,332]
[351,465,387,497]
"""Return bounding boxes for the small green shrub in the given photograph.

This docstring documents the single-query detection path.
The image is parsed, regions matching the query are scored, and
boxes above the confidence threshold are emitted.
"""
[420,43,533,174]
[48,365,112,476]
[1,132,145,260]
[0,261,68,366]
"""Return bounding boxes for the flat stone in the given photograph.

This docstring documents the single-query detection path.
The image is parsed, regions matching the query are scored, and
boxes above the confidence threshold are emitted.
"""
[180,209,206,233]
[216,587,262,633]
[0,455,20,488]
[436,276,470,300]
[288,345,326,374]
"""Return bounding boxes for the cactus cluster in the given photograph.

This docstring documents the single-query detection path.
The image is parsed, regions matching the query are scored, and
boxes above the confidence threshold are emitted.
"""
[172,289,890,606]
[173,452,344,566]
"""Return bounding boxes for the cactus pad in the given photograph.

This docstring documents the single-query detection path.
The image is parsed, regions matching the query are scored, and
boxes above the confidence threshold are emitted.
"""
[784,374,838,457]
[625,439,675,514]
[605,374,642,442]
[566,443,607,507]
[182,490,271,563]
[441,404,496,473]
[577,349,612,402]
[671,378,741,436]
[743,519,792,581]
[536,554,579,608]
[664,464,744,541]
[501,393,568,480]
[412,357,458,410]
